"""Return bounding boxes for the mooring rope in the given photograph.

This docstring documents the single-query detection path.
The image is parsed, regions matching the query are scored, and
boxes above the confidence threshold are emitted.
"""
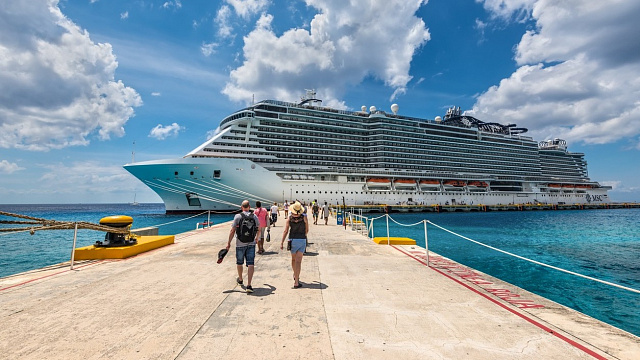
[0,211,130,236]
[359,213,640,294]
[424,220,640,294]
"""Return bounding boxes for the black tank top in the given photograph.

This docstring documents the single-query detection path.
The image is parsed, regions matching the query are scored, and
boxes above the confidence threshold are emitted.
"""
[289,215,306,239]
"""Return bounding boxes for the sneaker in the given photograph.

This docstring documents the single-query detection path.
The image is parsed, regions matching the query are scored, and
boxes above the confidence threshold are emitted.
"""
[246,285,254,293]
[236,277,243,285]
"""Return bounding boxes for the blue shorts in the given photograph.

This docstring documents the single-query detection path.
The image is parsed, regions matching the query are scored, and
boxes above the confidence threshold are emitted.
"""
[236,245,256,266]
[290,239,306,254]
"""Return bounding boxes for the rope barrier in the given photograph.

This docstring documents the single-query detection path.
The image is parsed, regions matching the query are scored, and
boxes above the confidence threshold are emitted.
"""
[151,211,209,228]
[361,213,640,294]
[424,220,640,294]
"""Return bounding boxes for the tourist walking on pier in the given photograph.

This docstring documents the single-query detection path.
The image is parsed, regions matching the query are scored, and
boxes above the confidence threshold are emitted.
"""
[281,201,308,288]
[312,201,319,225]
[270,202,280,226]
[321,201,330,225]
[254,201,268,254]
[283,200,289,218]
[227,200,260,293]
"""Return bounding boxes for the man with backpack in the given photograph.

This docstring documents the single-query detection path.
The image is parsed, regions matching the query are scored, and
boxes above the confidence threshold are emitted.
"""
[226,200,260,293]
[312,201,320,225]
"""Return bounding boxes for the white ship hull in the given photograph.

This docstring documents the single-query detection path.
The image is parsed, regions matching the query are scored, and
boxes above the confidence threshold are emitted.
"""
[125,157,610,213]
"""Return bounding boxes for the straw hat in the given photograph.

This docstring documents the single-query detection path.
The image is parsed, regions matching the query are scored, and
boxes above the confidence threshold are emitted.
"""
[291,201,303,214]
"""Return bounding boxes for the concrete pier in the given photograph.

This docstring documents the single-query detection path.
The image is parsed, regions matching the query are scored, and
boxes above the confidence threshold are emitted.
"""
[1,221,638,359]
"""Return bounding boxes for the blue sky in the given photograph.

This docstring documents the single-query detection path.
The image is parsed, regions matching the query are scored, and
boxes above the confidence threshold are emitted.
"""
[1,0,639,204]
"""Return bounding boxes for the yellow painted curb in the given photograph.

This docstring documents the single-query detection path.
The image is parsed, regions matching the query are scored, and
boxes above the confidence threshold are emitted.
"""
[74,235,175,260]
[372,237,416,245]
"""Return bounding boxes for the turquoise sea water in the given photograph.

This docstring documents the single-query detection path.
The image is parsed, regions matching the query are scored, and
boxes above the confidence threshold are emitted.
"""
[1,204,639,336]
[366,208,640,336]
[0,203,234,278]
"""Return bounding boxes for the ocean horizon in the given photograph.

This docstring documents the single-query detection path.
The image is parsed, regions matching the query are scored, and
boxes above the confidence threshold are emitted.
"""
[1,203,638,337]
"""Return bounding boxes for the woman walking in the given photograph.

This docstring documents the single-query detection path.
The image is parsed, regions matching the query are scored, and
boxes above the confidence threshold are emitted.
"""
[281,201,308,288]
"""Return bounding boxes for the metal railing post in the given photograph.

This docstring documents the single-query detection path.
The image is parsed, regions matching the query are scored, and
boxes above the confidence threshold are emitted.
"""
[70,222,78,270]
[370,218,375,239]
[424,220,429,267]
[386,214,390,245]
[207,210,211,228]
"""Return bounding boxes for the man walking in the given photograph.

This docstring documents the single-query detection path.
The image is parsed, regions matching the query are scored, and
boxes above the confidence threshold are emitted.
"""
[321,201,330,225]
[254,201,269,254]
[270,202,280,226]
[227,200,260,293]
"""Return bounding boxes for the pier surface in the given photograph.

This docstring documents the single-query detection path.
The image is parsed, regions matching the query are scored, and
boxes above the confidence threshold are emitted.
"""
[1,221,638,359]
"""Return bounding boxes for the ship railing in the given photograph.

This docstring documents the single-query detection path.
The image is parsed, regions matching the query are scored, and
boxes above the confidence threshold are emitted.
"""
[344,212,640,295]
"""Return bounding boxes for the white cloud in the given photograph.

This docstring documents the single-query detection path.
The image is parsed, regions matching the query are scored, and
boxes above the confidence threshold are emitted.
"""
[0,160,24,174]
[163,1,182,9]
[0,0,142,151]
[226,0,269,19]
[151,92,161,96]
[215,5,234,38]
[479,0,535,22]
[201,42,219,56]
[470,0,640,148]
[120,11,129,20]
[222,0,430,105]
[37,161,134,194]
[149,123,184,140]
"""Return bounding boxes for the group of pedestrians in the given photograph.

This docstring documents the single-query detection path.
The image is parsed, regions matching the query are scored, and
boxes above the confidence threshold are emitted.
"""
[226,199,315,293]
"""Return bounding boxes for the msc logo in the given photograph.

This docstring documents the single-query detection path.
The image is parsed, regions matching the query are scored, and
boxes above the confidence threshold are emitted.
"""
[586,194,603,203]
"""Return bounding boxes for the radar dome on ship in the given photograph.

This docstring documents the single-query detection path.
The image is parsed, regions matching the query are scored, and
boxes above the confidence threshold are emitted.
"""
[361,106,367,112]
[391,104,399,114]
[435,116,442,123]
[369,106,377,113]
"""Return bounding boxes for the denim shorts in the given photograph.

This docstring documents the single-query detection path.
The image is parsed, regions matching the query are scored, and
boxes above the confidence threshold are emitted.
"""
[236,245,256,266]
[290,239,306,254]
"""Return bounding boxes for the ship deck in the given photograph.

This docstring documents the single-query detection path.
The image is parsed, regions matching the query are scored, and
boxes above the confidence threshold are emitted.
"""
[1,221,637,359]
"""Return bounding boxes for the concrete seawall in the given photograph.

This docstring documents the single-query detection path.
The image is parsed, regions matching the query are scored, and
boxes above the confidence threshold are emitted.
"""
[1,221,638,359]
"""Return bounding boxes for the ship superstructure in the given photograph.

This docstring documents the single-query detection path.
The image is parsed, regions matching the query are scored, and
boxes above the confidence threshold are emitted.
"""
[124,91,610,212]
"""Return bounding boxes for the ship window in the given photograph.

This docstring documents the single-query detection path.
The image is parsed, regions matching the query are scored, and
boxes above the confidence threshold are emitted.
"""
[185,192,201,207]
[214,170,221,178]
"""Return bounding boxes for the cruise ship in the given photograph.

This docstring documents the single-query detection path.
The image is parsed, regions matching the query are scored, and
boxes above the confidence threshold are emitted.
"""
[124,90,610,213]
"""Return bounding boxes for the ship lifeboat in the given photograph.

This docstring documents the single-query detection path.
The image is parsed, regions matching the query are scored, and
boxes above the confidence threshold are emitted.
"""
[393,179,417,190]
[443,180,466,191]
[419,179,440,191]
[366,178,391,189]
[574,184,592,189]
[562,184,575,192]
[467,181,488,190]
[547,183,561,191]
